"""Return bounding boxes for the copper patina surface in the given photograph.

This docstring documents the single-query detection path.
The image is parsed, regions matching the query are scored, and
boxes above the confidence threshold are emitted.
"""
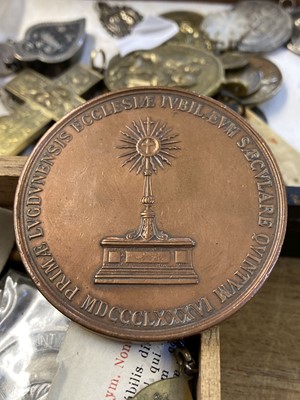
[14,88,287,341]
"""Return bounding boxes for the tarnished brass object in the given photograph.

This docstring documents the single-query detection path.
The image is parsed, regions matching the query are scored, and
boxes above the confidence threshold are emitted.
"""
[160,11,212,50]
[0,64,103,156]
[239,55,282,106]
[96,2,143,38]
[15,88,286,341]
[132,377,193,400]
[104,43,224,97]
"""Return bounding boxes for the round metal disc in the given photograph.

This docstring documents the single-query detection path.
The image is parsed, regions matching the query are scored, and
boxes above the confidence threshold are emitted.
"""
[236,1,293,53]
[104,44,224,97]
[223,64,262,98]
[15,88,287,341]
[240,55,283,106]
[219,52,249,70]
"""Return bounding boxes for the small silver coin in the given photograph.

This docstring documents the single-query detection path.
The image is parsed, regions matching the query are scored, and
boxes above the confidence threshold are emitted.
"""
[235,1,293,53]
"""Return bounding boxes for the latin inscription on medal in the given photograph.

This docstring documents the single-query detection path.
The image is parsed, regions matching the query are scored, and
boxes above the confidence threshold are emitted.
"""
[15,88,286,340]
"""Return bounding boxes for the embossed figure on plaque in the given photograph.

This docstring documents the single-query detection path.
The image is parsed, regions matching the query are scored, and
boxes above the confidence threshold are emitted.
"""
[94,117,199,284]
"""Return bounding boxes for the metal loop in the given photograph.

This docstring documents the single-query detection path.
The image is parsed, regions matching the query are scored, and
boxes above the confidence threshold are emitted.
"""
[90,48,106,74]
[175,347,198,377]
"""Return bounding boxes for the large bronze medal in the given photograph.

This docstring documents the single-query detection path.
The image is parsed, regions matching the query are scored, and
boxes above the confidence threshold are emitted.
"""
[15,88,286,341]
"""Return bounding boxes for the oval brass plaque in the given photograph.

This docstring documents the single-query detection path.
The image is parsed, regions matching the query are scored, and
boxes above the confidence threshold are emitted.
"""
[15,88,287,341]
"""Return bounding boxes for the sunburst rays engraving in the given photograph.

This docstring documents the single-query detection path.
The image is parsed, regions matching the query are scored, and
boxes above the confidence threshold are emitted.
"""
[117,116,181,175]
[116,117,181,241]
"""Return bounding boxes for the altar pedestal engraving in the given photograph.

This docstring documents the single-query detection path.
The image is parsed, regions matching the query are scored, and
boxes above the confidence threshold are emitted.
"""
[94,117,199,285]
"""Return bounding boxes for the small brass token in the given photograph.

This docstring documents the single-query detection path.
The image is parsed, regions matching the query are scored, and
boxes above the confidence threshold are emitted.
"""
[104,43,223,96]
[15,88,286,341]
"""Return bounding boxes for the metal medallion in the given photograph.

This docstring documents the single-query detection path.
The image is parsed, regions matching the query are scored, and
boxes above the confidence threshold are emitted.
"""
[15,88,287,341]
[219,51,249,70]
[201,9,250,51]
[223,64,262,98]
[95,2,143,38]
[13,18,86,64]
[201,1,293,53]
[160,11,212,50]
[104,44,224,97]
[239,55,282,106]
[132,376,192,399]
[235,0,293,53]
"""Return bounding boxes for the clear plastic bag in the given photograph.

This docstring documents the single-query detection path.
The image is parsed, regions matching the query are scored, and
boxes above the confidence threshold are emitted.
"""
[0,270,69,400]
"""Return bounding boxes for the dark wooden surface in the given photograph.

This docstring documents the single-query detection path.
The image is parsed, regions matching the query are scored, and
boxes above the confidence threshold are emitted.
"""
[221,257,300,399]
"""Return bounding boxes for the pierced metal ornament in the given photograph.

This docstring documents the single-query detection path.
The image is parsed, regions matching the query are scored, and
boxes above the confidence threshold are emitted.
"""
[13,18,86,64]
[0,19,86,76]
[96,2,143,38]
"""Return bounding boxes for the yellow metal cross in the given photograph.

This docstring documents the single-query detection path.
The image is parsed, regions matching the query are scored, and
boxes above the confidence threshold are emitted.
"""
[0,64,103,155]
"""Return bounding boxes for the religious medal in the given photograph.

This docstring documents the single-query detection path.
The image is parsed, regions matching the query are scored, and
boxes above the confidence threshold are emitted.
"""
[132,376,193,400]
[218,54,282,106]
[104,43,224,97]
[223,64,262,98]
[0,64,103,156]
[234,0,293,53]
[15,88,286,341]
[201,0,292,53]
[0,19,86,76]
[95,2,143,38]
[239,55,282,106]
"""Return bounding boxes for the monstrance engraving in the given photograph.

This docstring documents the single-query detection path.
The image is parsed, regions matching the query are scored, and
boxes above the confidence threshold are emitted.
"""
[94,117,199,284]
